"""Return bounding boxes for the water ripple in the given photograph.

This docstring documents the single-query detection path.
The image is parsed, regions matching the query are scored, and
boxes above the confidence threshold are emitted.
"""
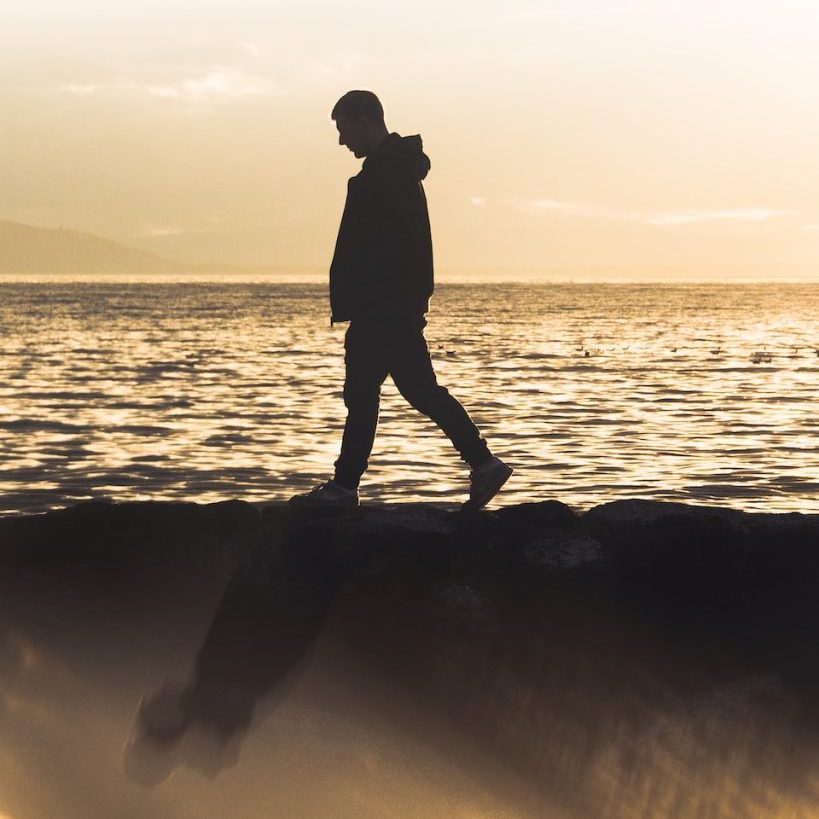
[0,281,817,515]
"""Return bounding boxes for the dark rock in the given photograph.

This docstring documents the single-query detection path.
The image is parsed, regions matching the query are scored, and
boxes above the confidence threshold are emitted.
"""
[494,499,580,531]
[0,499,264,595]
[4,497,819,816]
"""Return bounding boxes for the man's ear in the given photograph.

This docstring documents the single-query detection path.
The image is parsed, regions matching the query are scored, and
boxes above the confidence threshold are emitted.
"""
[352,113,370,131]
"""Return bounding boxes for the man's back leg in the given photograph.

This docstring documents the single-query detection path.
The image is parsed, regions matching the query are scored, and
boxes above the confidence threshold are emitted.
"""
[390,319,512,507]
[390,318,491,468]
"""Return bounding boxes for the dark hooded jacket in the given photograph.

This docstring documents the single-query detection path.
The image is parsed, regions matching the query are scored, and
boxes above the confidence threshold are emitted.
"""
[329,132,434,323]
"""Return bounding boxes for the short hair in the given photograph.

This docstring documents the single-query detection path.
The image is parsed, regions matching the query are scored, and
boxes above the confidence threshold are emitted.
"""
[331,90,384,123]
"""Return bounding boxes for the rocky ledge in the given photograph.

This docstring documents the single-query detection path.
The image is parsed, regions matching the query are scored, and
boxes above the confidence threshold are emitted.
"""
[2,498,819,816]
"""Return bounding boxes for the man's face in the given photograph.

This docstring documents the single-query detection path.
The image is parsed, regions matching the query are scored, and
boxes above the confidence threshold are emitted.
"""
[335,113,367,158]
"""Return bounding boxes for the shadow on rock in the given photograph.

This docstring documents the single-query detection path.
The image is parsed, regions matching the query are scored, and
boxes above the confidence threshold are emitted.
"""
[91,498,819,815]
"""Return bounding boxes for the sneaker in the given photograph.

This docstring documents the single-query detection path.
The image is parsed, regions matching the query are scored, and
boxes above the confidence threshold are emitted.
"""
[465,456,513,509]
[289,479,360,509]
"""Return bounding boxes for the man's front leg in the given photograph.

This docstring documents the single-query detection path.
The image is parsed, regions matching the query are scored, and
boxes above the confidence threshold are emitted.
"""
[332,321,392,490]
[333,385,381,490]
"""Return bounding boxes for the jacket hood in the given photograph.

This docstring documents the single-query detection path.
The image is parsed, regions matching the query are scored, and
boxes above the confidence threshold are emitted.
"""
[364,132,431,181]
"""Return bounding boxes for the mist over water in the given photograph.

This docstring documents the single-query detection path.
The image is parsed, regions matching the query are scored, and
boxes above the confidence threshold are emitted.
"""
[1,280,817,514]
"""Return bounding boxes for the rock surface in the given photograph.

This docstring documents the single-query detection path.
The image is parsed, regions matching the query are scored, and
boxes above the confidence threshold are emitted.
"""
[2,498,819,817]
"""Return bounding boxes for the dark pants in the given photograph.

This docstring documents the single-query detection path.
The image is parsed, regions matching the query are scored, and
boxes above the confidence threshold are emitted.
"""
[333,315,491,489]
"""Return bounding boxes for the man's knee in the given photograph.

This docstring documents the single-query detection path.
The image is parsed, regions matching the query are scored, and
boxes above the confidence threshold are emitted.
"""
[399,381,450,415]
[343,379,381,411]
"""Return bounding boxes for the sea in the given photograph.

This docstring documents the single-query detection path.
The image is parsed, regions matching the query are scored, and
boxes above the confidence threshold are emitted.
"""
[1,278,817,516]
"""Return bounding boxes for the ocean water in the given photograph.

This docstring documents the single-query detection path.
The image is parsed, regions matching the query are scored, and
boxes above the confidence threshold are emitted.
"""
[1,280,817,515]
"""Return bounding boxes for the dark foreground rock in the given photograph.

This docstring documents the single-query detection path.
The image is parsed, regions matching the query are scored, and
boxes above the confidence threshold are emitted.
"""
[2,498,819,817]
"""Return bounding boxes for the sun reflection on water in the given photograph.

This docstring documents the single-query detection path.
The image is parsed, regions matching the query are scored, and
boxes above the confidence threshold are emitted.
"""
[0,281,817,515]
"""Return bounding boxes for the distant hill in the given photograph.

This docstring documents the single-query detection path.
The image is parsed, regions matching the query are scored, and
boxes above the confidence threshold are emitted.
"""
[0,221,182,275]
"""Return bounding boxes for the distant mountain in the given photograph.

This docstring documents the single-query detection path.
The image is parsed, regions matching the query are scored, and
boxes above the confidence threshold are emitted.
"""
[0,221,182,275]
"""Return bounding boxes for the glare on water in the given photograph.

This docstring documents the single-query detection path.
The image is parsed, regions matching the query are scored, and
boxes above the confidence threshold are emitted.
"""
[0,280,817,514]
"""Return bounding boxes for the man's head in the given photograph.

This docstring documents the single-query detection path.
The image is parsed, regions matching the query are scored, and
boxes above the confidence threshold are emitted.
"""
[331,90,388,158]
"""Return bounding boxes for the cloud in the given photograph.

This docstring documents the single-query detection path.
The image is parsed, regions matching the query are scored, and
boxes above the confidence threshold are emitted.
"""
[60,69,282,114]
[140,222,219,237]
[803,223,819,231]
[60,51,284,110]
[144,226,186,237]
[240,42,266,59]
[145,66,279,102]
[513,198,789,227]
[65,84,99,95]
[647,208,788,225]
[495,2,636,22]
[469,196,487,206]
[522,199,634,219]
[56,39,376,113]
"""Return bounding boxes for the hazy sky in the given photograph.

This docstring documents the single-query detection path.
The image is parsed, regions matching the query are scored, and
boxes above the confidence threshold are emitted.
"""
[2,0,818,277]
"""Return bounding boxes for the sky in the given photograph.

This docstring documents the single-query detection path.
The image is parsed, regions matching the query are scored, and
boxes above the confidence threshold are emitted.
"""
[2,0,819,278]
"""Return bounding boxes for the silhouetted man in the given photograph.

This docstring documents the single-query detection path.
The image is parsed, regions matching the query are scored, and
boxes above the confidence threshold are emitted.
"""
[290,90,511,509]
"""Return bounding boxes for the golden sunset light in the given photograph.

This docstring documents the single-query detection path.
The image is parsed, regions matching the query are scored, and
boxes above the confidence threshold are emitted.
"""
[3,4,819,819]
[2,0,818,277]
